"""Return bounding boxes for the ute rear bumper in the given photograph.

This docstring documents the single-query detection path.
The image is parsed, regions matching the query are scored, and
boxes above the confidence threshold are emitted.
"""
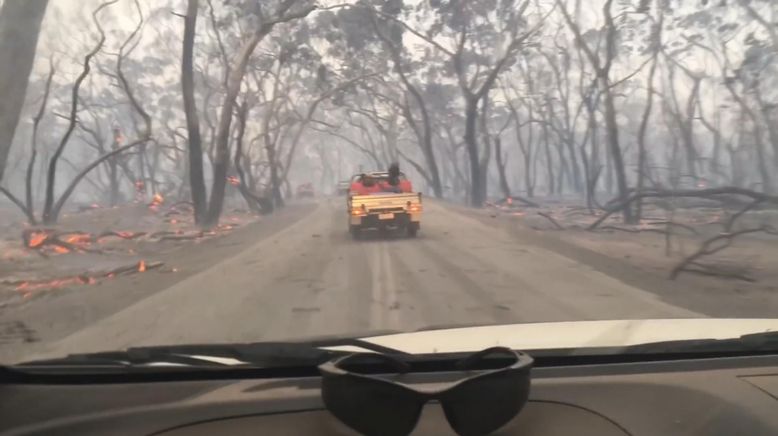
[350,211,420,228]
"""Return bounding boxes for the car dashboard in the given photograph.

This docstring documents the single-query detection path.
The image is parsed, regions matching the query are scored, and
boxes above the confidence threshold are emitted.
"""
[2,355,778,436]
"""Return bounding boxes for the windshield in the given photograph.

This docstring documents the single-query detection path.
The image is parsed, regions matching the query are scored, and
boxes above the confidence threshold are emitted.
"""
[1,0,777,366]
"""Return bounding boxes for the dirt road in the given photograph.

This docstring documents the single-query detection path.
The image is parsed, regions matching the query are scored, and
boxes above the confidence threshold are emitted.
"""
[6,198,707,363]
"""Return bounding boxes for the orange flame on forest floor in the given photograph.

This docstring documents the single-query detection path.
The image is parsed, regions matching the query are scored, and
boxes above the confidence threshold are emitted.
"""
[148,193,165,211]
[10,259,166,295]
[28,231,49,248]
[65,234,92,245]
[227,176,240,186]
[15,276,97,293]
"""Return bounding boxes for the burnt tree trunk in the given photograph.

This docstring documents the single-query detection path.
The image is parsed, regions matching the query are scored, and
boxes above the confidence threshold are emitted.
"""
[542,121,555,195]
[636,49,659,221]
[601,81,633,222]
[564,136,582,193]
[555,136,571,194]
[267,141,284,208]
[371,13,444,198]
[108,155,120,206]
[0,0,49,182]
[464,97,483,206]
[42,2,111,224]
[680,78,701,180]
[558,0,632,222]
[22,60,55,224]
[494,136,511,199]
[727,92,772,192]
[182,0,208,224]
[204,2,315,226]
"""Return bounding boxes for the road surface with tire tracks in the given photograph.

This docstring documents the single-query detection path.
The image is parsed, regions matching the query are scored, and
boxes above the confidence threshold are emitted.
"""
[10,198,702,362]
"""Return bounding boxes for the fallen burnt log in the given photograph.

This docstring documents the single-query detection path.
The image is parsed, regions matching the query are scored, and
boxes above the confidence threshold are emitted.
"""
[21,228,56,248]
[158,233,207,242]
[562,206,598,217]
[497,196,540,208]
[77,203,102,212]
[678,263,756,283]
[589,187,778,230]
[6,261,164,293]
[596,225,669,235]
[592,221,696,235]
[652,221,699,235]
[21,228,102,254]
[537,212,565,230]
[13,276,97,293]
[105,260,163,276]
[669,226,777,281]
[164,201,194,216]
[236,184,273,215]
[96,230,147,241]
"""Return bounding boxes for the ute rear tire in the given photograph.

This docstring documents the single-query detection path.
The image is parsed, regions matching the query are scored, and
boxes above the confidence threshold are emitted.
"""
[407,222,419,238]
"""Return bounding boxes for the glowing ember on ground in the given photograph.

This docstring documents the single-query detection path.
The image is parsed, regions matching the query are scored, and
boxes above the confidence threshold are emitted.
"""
[227,176,240,186]
[27,231,49,248]
[148,193,165,211]
[138,260,146,272]
[15,276,97,293]
[64,234,92,245]
[53,246,70,254]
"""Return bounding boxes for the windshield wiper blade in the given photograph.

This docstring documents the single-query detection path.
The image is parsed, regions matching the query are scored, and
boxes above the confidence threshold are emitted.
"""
[13,340,362,371]
[16,342,332,368]
[621,330,778,354]
[16,351,232,369]
[129,342,339,367]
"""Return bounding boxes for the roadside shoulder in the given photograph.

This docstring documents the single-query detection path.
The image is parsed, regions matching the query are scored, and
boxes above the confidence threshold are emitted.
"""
[434,200,777,318]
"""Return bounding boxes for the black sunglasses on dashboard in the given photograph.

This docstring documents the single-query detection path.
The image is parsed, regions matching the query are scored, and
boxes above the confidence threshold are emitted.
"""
[319,347,533,436]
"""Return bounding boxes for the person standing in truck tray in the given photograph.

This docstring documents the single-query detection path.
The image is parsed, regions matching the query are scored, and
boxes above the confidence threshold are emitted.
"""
[382,163,412,193]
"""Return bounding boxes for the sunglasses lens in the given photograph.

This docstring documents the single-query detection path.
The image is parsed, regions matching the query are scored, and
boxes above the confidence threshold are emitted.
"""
[441,369,531,436]
[322,375,423,436]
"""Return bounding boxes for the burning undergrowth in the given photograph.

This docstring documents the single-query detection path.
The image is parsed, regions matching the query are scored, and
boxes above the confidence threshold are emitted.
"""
[6,260,164,298]
[1,194,259,300]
